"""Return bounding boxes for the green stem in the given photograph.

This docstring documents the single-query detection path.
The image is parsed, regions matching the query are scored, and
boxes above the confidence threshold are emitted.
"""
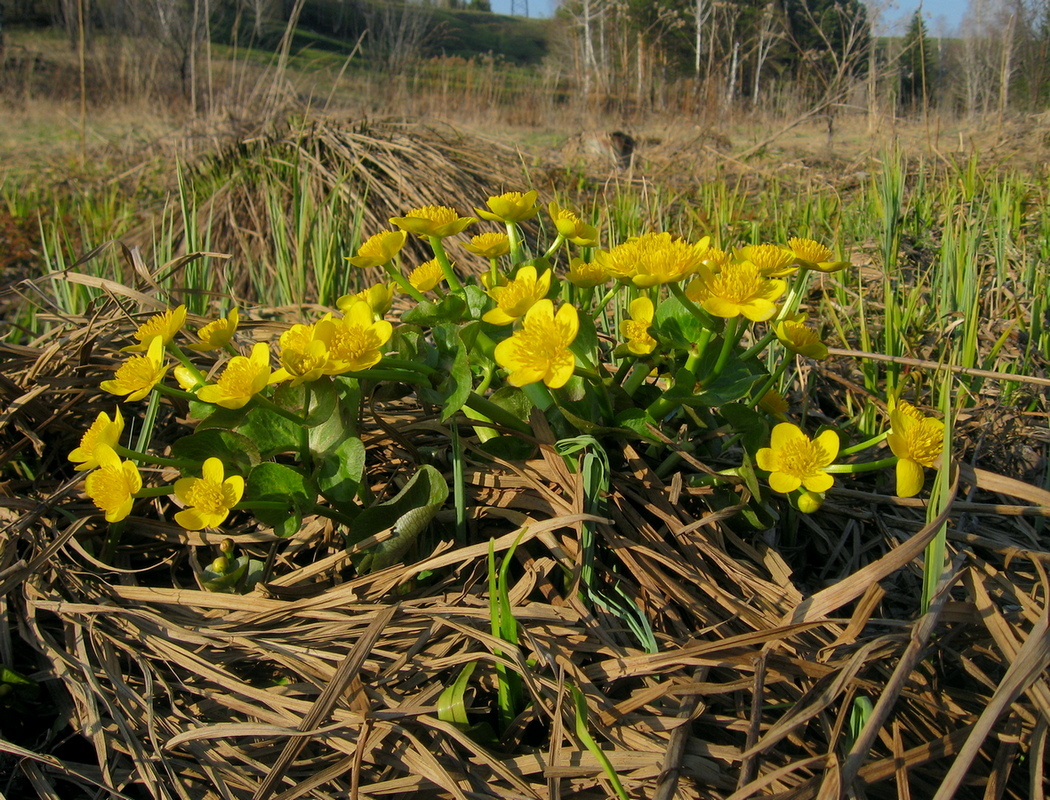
[506,222,524,265]
[749,358,792,411]
[115,446,197,470]
[621,361,651,397]
[429,236,464,293]
[155,384,197,402]
[839,431,889,457]
[825,456,898,474]
[383,261,427,303]
[166,342,206,386]
[450,422,467,544]
[593,284,621,317]
[522,381,554,413]
[543,233,566,261]
[711,317,741,379]
[234,500,358,528]
[741,329,778,362]
[685,327,714,373]
[376,358,440,377]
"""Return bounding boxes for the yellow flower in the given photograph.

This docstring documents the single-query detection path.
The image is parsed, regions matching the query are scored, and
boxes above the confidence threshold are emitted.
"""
[692,260,786,321]
[621,296,657,356]
[338,283,396,318]
[390,205,476,239]
[475,190,540,224]
[409,259,446,293]
[122,305,186,352]
[101,336,169,402]
[548,201,600,246]
[174,365,202,391]
[69,408,124,471]
[702,247,732,271]
[462,231,511,258]
[738,244,797,277]
[565,257,608,289]
[346,230,408,269]
[494,299,578,389]
[196,342,272,409]
[788,237,851,273]
[482,265,552,326]
[887,406,944,498]
[756,422,839,494]
[173,457,244,531]
[597,233,708,288]
[326,301,394,373]
[186,308,239,352]
[774,317,829,359]
[84,444,141,523]
[269,321,335,385]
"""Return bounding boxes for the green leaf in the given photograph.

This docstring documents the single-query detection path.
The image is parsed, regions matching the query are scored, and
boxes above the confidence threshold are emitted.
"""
[316,435,366,505]
[462,285,490,320]
[235,406,300,457]
[487,385,533,423]
[170,430,260,473]
[613,408,662,442]
[199,555,264,594]
[654,293,712,349]
[720,402,771,455]
[245,463,318,538]
[192,402,248,430]
[438,661,477,728]
[350,464,449,573]
[401,294,467,326]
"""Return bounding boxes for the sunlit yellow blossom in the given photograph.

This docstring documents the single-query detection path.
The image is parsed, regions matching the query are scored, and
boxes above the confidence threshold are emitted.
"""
[338,283,396,318]
[797,490,825,513]
[597,233,708,288]
[269,321,334,385]
[101,336,169,402]
[186,308,239,352]
[738,244,798,278]
[174,365,202,391]
[788,237,851,273]
[621,296,657,356]
[346,230,408,269]
[84,444,141,523]
[702,247,732,271]
[482,265,551,326]
[548,201,600,246]
[174,457,244,531]
[122,305,187,352]
[390,205,476,239]
[692,260,786,321]
[475,190,540,224]
[888,407,944,498]
[462,231,511,258]
[566,257,608,289]
[774,317,829,359]
[756,422,839,494]
[196,342,272,409]
[69,409,124,471]
[326,300,394,373]
[494,299,578,389]
[409,259,446,293]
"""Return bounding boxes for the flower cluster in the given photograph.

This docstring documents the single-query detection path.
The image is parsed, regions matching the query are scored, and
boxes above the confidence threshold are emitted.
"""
[70,188,946,590]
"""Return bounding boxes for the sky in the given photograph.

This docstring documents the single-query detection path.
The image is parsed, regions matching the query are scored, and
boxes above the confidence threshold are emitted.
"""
[875,0,966,37]
[488,0,967,38]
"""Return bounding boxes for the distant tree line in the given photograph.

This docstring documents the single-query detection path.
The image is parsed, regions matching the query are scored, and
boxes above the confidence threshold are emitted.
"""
[4,0,1050,117]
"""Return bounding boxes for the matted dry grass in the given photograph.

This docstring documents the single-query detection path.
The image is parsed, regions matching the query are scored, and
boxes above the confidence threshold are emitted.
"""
[2,283,1050,799]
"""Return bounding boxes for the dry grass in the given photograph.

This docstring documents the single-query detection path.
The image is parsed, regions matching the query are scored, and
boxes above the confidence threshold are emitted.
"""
[2,283,1049,798]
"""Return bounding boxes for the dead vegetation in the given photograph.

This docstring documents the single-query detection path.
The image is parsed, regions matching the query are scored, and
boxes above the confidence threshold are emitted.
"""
[2,270,1050,799]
